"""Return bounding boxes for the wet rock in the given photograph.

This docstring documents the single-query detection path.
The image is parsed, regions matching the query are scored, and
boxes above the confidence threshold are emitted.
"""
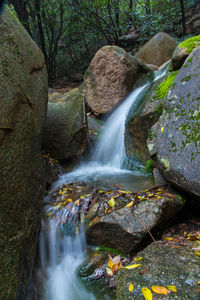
[86,190,185,253]
[117,243,200,299]
[134,32,177,67]
[148,48,200,200]
[125,72,169,163]
[43,88,87,160]
[0,7,48,299]
[84,45,149,114]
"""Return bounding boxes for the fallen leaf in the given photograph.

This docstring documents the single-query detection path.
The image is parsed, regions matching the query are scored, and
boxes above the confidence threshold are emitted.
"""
[125,201,134,208]
[142,287,153,300]
[108,197,115,207]
[108,255,121,273]
[106,267,113,277]
[151,286,171,295]
[129,283,134,292]
[194,252,200,256]
[125,264,142,269]
[161,127,164,132]
[197,281,200,285]
[166,285,177,292]
[134,257,143,261]
[139,266,150,275]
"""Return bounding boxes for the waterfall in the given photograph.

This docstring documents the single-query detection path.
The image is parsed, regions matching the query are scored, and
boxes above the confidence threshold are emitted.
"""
[37,68,167,300]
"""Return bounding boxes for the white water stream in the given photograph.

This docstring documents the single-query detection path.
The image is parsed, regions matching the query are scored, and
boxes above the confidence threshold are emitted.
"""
[38,69,166,300]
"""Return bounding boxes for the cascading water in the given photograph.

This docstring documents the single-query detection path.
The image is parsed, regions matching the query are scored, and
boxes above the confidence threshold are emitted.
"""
[37,68,167,300]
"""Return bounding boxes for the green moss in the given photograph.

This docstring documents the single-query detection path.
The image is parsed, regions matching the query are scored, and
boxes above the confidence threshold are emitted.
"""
[153,71,179,101]
[179,36,200,54]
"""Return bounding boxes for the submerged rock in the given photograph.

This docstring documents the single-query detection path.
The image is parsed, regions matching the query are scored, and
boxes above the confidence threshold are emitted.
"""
[134,32,177,67]
[43,88,87,160]
[84,45,149,115]
[0,7,48,299]
[148,47,200,200]
[117,243,200,299]
[86,188,185,253]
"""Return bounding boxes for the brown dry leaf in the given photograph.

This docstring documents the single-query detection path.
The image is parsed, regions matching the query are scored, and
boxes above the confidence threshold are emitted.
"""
[151,286,171,295]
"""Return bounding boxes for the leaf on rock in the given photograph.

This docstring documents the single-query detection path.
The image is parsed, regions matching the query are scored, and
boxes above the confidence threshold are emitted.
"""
[108,197,115,207]
[134,257,143,261]
[125,201,134,208]
[125,264,142,269]
[106,267,113,277]
[151,286,171,295]
[166,285,177,292]
[194,252,200,256]
[142,287,153,300]
[129,283,134,292]
[161,127,164,132]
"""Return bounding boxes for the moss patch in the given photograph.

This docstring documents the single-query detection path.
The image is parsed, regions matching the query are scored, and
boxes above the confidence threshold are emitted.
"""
[179,35,200,54]
[153,71,179,101]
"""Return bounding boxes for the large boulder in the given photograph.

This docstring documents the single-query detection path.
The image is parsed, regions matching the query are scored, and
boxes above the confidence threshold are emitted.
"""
[117,243,200,299]
[134,32,177,67]
[148,47,200,200]
[172,35,200,70]
[42,88,87,160]
[0,7,48,300]
[86,188,184,253]
[84,45,149,115]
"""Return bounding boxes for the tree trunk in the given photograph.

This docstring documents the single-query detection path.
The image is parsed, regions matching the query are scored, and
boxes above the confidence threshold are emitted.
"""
[179,0,186,35]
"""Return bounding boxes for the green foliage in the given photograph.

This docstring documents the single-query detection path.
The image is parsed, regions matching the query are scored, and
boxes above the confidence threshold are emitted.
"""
[178,35,200,54]
[154,71,179,101]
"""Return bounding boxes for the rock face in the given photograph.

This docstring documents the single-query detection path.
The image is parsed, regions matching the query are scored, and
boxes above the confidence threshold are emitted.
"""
[117,243,200,300]
[43,88,87,160]
[125,72,169,163]
[0,8,48,300]
[135,32,177,67]
[86,191,184,253]
[84,45,149,115]
[148,48,200,200]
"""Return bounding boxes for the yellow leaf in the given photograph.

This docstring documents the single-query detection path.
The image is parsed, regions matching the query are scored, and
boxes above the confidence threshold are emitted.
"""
[194,252,200,256]
[125,264,142,269]
[161,127,164,132]
[98,190,105,193]
[125,201,134,208]
[151,286,171,295]
[197,281,200,285]
[108,197,115,207]
[165,237,173,240]
[75,200,80,206]
[142,287,153,300]
[129,283,134,292]
[106,267,113,277]
[166,285,177,292]
[67,198,72,202]
[134,257,143,261]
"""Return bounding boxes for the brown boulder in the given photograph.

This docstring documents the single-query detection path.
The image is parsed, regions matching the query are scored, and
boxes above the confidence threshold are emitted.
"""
[134,32,177,67]
[84,46,149,114]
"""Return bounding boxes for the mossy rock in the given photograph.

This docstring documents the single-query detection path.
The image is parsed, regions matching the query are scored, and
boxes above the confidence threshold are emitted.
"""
[0,7,48,300]
[43,88,88,160]
[117,243,200,299]
[148,47,200,200]
[172,35,200,70]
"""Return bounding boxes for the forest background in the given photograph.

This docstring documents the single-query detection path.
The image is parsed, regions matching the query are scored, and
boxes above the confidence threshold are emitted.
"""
[8,0,198,86]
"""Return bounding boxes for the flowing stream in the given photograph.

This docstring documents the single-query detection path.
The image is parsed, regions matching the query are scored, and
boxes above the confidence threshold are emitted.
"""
[37,69,166,300]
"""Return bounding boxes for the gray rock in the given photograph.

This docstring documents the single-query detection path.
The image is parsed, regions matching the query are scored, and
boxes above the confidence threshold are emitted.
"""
[0,7,48,299]
[148,48,200,200]
[117,243,200,299]
[86,193,184,253]
[43,88,87,160]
